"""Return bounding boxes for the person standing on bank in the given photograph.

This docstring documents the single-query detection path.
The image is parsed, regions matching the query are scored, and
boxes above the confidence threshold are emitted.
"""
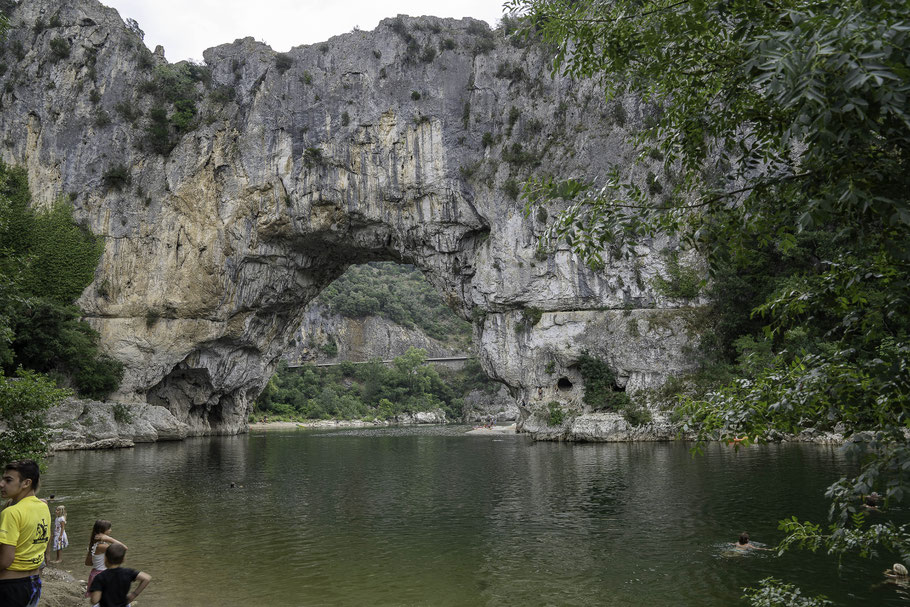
[0,460,51,607]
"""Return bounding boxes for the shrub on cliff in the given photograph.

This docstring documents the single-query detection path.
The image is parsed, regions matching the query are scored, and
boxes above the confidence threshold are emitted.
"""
[0,161,123,400]
[0,368,70,465]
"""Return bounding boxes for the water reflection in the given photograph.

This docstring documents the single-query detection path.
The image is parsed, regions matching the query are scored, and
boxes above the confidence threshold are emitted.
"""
[40,429,907,606]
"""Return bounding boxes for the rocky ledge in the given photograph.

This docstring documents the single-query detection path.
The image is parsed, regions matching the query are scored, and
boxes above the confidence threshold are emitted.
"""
[47,397,189,451]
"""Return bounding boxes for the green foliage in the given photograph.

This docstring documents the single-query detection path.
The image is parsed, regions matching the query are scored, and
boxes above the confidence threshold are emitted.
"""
[93,109,111,128]
[0,368,70,465]
[742,578,831,607]
[502,179,520,200]
[317,262,471,347]
[303,147,324,168]
[112,402,133,424]
[48,37,69,62]
[0,162,122,400]
[320,338,338,358]
[274,53,293,73]
[341,111,350,127]
[516,306,542,332]
[139,62,210,154]
[577,353,631,412]
[481,132,494,148]
[622,404,652,426]
[651,254,702,299]
[102,165,131,192]
[441,38,456,51]
[21,202,104,305]
[411,90,421,101]
[502,143,538,167]
[420,46,436,63]
[253,350,494,422]
[495,62,525,82]
[546,401,564,426]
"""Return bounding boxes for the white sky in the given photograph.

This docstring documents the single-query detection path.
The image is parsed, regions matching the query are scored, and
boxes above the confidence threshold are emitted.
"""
[101,1,507,63]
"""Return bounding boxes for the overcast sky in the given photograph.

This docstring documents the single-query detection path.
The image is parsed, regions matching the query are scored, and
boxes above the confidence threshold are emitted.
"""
[101,1,507,63]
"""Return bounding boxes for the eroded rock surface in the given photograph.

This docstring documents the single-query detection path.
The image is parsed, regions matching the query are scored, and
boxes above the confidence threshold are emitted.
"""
[1,0,704,436]
[47,397,189,449]
[283,302,463,365]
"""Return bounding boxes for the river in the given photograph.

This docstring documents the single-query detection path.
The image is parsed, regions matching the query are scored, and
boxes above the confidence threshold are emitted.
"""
[40,426,907,606]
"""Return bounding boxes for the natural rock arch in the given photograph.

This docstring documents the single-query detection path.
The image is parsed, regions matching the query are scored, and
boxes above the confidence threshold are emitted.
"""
[1,0,702,435]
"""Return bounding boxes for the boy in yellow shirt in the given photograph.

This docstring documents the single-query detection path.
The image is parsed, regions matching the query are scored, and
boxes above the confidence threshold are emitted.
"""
[0,460,51,607]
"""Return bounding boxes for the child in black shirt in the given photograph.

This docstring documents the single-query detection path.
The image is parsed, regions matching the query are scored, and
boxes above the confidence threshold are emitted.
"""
[88,542,151,607]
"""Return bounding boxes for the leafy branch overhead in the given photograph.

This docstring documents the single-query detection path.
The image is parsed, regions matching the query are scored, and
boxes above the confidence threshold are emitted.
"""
[507,0,910,266]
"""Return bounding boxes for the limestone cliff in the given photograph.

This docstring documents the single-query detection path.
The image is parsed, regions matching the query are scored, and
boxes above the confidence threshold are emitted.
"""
[282,301,464,365]
[0,0,704,436]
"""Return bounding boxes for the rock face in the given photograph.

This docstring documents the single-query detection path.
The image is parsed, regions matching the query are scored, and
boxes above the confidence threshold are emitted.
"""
[282,302,463,365]
[461,385,519,423]
[0,0,705,436]
[47,397,189,449]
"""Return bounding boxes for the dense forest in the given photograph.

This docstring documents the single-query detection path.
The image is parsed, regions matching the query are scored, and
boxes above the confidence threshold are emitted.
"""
[316,262,473,349]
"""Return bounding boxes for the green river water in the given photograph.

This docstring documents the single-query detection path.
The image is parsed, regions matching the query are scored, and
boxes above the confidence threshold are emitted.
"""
[40,426,908,606]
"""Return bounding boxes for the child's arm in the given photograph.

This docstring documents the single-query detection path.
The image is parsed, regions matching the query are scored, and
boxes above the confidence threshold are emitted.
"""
[127,571,152,603]
[94,534,127,549]
[89,590,102,605]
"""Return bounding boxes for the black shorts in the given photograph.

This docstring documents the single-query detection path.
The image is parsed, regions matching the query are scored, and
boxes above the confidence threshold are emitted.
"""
[0,575,42,607]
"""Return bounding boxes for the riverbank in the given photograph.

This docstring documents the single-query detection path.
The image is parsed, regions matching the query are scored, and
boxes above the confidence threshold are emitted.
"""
[250,420,520,435]
[249,412,447,431]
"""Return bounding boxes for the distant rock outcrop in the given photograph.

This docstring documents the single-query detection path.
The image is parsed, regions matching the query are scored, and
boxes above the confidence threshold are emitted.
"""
[1,0,704,438]
[283,302,463,365]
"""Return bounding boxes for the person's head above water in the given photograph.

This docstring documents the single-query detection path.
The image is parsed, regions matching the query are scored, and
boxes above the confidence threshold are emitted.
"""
[738,532,750,545]
[894,563,909,576]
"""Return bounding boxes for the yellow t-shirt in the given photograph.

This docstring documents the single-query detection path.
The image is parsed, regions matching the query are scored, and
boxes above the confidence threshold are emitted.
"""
[0,496,51,571]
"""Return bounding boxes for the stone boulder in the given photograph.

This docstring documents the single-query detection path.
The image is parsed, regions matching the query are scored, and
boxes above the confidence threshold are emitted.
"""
[47,397,189,450]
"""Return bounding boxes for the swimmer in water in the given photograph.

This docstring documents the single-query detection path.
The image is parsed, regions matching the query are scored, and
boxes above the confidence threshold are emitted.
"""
[885,563,909,579]
[733,532,771,551]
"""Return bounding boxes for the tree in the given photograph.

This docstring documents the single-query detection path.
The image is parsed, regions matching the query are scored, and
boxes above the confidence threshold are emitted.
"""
[506,0,910,591]
[0,162,123,400]
[0,368,70,465]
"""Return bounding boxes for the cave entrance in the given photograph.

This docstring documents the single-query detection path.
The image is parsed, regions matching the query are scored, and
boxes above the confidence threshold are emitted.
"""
[557,377,573,391]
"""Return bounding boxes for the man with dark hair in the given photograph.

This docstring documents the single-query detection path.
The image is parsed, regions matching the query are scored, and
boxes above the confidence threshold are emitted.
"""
[89,542,152,607]
[0,459,51,606]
